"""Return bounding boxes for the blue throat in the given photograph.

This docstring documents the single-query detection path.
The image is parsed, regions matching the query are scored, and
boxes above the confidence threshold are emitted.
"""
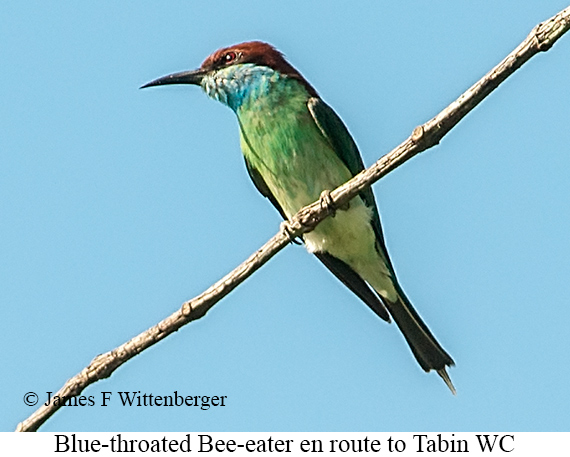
[201,64,287,112]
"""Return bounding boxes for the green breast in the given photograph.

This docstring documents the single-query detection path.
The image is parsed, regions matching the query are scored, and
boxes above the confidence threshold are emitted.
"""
[237,81,352,218]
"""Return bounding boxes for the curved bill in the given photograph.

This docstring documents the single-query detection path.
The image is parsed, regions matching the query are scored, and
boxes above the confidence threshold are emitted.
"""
[140,68,207,89]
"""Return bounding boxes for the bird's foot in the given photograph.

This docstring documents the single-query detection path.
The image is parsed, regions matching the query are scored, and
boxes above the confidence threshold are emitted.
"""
[319,190,337,217]
[280,220,302,245]
[437,367,456,395]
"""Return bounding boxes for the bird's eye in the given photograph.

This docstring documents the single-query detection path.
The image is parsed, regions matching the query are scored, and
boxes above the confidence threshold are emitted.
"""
[224,52,237,64]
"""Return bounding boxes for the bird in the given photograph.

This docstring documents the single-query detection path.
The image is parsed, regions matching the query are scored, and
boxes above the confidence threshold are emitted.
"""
[141,41,455,393]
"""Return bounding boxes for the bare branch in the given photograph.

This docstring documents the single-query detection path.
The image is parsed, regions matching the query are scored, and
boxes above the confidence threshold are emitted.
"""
[16,6,570,432]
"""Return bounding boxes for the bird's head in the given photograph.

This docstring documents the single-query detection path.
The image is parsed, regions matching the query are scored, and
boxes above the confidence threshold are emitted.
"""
[141,41,317,110]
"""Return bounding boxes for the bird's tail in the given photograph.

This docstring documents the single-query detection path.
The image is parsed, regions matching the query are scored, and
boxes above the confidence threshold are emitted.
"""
[383,283,456,394]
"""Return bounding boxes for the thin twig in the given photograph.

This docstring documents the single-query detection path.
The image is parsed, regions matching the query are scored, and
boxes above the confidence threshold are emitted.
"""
[16,6,570,432]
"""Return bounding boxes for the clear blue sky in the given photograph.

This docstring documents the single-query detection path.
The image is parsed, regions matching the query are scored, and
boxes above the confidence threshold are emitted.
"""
[2,1,569,432]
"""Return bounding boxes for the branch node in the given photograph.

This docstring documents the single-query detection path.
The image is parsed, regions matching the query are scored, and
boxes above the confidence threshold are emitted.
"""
[534,24,554,52]
[182,302,193,316]
[411,125,424,143]
[412,124,438,150]
[534,9,570,52]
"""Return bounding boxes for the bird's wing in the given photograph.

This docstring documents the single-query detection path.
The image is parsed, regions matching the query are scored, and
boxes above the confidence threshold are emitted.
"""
[307,97,392,269]
[309,99,456,386]
[243,156,287,220]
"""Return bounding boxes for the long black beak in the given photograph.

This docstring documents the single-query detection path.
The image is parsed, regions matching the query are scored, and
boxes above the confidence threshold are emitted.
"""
[140,68,207,89]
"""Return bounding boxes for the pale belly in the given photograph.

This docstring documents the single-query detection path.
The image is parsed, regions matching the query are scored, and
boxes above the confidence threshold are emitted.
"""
[294,189,394,298]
